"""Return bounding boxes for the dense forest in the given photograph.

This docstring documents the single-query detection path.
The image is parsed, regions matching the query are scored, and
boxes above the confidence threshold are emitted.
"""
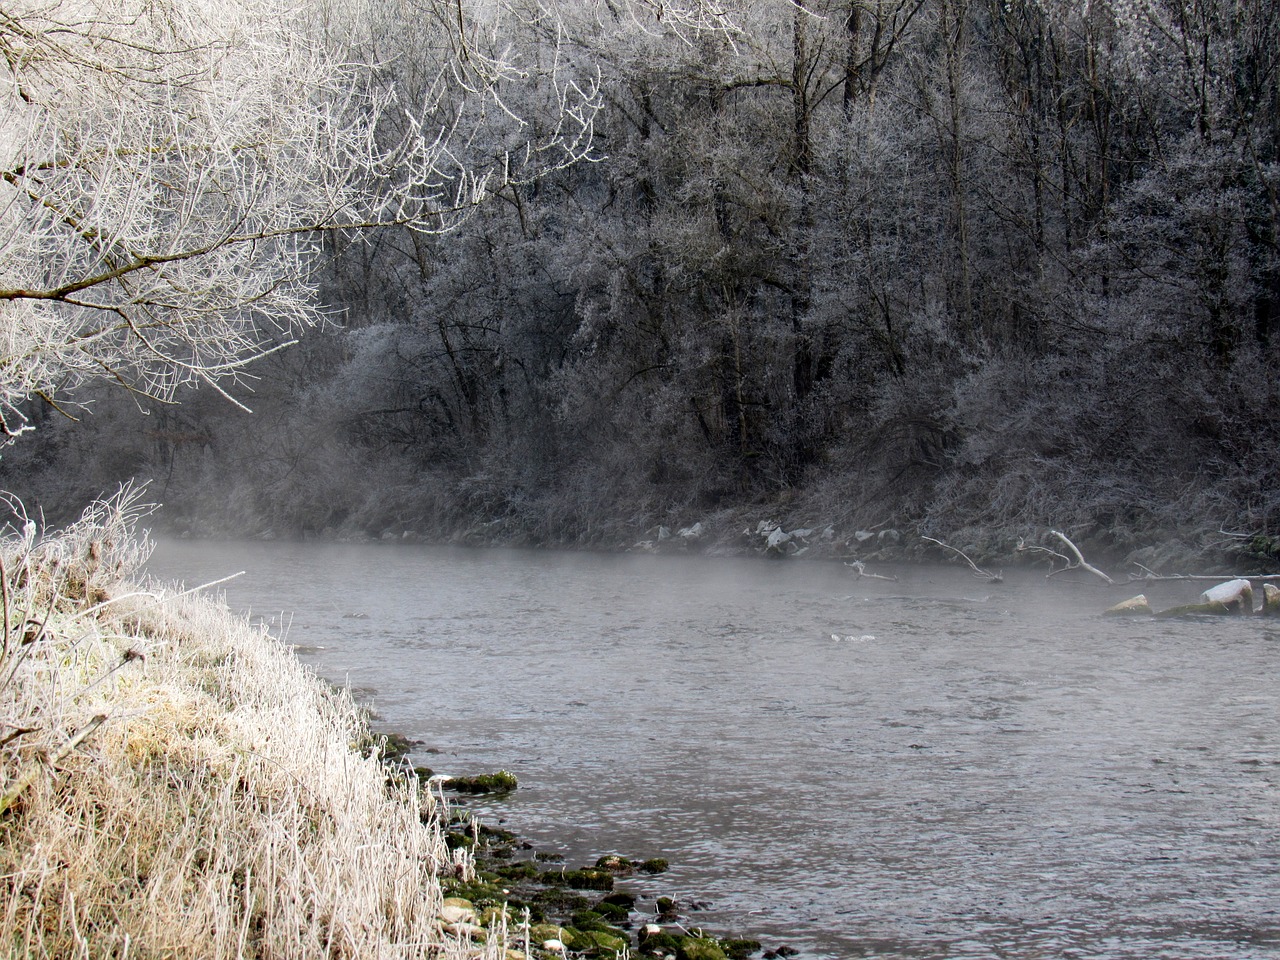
[3,0,1278,569]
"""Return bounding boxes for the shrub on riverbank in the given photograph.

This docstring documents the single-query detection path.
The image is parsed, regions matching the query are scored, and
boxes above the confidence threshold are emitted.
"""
[0,491,499,959]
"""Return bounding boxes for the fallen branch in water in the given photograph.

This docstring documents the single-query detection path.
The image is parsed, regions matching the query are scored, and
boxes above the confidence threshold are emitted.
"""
[920,537,1003,582]
[1127,564,1280,584]
[1047,530,1114,584]
[843,561,898,582]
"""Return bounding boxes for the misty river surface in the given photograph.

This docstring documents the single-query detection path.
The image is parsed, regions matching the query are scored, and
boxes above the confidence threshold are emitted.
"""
[146,540,1280,959]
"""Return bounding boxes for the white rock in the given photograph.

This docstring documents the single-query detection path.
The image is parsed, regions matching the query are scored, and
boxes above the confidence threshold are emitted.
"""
[1200,578,1254,613]
[440,905,476,925]
[542,939,566,953]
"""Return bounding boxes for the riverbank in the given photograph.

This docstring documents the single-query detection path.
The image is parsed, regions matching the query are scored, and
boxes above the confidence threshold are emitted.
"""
[0,495,785,960]
[0,494,497,958]
[421,772,791,960]
[154,494,1280,583]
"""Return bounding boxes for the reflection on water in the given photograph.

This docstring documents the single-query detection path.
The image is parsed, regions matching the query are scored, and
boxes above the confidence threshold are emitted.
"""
[147,540,1280,959]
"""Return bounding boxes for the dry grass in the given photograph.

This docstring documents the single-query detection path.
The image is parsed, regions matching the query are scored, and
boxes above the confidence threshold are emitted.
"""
[0,489,507,960]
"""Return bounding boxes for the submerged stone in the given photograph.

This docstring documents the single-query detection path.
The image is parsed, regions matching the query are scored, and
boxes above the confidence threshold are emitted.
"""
[1104,595,1153,616]
[1154,600,1232,618]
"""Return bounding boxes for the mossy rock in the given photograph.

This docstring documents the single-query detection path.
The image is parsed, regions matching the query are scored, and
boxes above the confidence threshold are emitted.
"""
[1155,600,1232,618]
[1103,595,1152,616]
[444,831,475,850]
[530,924,578,947]
[598,891,636,909]
[639,858,670,874]
[378,731,419,763]
[481,905,515,927]
[445,770,519,794]
[569,909,607,930]
[639,931,683,955]
[478,822,518,843]
[596,854,634,874]
[532,888,593,913]
[678,936,730,960]
[582,929,629,955]
[721,938,763,958]
[441,878,507,906]
[542,868,615,891]
[594,900,630,922]
[494,861,539,881]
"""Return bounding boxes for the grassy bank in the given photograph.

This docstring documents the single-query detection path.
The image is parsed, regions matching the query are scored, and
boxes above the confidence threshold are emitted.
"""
[0,491,503,959]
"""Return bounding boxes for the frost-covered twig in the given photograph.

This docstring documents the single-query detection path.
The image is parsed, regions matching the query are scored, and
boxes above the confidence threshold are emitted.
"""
[1048,530,1114,584]
[921,536,1003,582]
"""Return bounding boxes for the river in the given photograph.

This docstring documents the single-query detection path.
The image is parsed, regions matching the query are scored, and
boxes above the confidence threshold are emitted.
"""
[145,539,1280,959]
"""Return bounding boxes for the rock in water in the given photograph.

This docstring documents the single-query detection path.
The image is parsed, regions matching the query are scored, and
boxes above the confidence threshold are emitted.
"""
[1199,578,1254,614]
[1263,583,1280,615]
[1104,595,1153,616]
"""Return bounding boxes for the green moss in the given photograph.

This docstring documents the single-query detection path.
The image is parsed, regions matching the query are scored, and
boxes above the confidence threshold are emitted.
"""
[494,861,538,881]
[444,770,519,794]
[639,858,670,874]
[582,929,629,954]
[1154,600,1232,618]
[639,931,683,955]
[595,854,633,873]
[594,900,629,922]
[440,878,508,907]
[677,936,729,960]
[541,868,614,891]
[478,822,518,843]
[721,938,763,958]
[531,887,593,913]
[444,831,475,850]
[530,923,575,946]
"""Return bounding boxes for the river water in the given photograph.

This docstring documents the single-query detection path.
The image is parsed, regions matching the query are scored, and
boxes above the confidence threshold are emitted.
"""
[145,540,1280,959]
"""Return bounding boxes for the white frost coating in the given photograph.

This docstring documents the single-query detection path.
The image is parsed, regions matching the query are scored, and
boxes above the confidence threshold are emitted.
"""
[0,0,600,433]
[1200,578,1254,610]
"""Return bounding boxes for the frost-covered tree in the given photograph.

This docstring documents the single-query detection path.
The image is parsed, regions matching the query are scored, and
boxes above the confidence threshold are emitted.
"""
[0,0,602,436]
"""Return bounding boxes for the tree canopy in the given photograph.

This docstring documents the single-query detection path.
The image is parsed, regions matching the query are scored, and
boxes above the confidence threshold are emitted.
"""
[2,0,1278,565]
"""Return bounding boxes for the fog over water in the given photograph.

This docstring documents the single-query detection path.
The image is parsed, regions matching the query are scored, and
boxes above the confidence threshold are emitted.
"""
[147,540,1280,959]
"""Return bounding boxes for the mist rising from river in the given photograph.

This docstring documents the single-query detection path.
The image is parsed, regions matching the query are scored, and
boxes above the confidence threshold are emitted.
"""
[147,541,1280,959]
